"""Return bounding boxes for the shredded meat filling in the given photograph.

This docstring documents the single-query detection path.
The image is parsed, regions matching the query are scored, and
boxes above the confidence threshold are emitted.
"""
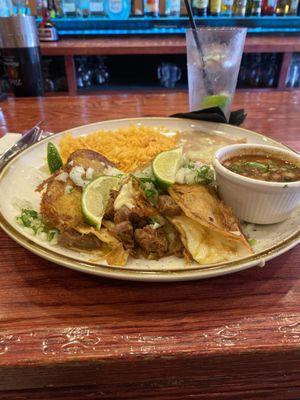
[113,221,134,250]
[134,226,169,259]
[157,195,181,217]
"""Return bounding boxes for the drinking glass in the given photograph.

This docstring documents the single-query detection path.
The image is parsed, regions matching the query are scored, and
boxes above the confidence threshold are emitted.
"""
[186,27,246,121]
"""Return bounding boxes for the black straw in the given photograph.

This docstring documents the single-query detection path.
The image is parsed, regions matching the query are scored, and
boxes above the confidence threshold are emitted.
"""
[183,0,213,95]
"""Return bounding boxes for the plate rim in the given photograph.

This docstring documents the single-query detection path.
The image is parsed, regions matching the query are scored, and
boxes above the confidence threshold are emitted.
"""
[0,117,299,281]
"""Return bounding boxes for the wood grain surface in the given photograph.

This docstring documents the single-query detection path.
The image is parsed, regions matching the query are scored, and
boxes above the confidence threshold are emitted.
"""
[0,91,300,399]
[40,35,300,56]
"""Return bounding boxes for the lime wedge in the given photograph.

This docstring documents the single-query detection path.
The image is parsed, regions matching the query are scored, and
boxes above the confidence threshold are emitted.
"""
[201,94,231,111]
[47,142,63,174]
[152,147,183,188]
[81,176,120,229]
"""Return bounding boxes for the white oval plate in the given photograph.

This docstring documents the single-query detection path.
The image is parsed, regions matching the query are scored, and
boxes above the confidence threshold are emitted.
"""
[0,118,299,282]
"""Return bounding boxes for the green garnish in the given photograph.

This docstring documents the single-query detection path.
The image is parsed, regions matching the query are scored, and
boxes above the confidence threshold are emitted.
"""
[248,238,256,246]
[47,142,63,174]
[133,176,161,205]
[16,208,59,242]
[195,164,215,185]
[47,229,59,242]
[229,164,245,174]
[244,161,268,172]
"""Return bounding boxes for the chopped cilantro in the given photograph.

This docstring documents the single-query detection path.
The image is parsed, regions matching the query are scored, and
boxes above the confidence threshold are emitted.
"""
[16,209,59,242]
[248,238,256,246]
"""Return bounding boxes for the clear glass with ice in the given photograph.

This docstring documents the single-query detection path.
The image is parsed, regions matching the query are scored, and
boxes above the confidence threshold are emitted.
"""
[186,28,247,121]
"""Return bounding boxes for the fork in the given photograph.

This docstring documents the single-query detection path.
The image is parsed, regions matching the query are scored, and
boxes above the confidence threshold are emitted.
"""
[0,122,44,170]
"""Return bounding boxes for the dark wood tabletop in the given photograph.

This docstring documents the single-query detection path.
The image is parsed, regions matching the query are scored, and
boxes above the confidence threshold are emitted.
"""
[0,91,300,400]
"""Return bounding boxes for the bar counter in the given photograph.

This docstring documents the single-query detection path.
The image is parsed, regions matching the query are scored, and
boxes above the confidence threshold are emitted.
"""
[0,90,300,399]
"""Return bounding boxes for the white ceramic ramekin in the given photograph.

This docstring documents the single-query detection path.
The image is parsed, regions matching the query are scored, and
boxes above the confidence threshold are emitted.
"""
[213,144,300,224]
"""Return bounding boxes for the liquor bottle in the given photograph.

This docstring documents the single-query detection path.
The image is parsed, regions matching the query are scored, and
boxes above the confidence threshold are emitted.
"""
[210,0,222,14]
[54,0,63,16]
[77,0,90,16]
[47,0,57,18]
[180,0,188,14]
[104,0,131,18]
[286,0,299,14]
[221,0,234,15]
[36,0,43,16]
[276,0,287,14]
[144,0,159,15]
[131,0,144,15]
[251,0,262,14]
[192,0,209,15]
[245,0,252,14]
[261,0,277,14]
[165,0,181,16]
[232,0,247,15]
[62,0,76,15]
[89,0,105,15]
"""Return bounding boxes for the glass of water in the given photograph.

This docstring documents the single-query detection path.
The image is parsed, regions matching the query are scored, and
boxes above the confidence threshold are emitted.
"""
[186,27,247,121]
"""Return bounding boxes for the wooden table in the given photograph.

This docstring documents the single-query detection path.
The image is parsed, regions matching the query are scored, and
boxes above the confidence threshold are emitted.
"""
[0,91,300,399]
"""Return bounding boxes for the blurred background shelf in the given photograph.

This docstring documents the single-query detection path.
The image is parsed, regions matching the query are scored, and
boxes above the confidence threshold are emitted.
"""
[42,16,300,35]
[35,35,300,95]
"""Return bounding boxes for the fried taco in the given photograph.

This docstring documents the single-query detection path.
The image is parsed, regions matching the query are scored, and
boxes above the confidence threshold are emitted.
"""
[37,149,129,266]
[167,184,252,264]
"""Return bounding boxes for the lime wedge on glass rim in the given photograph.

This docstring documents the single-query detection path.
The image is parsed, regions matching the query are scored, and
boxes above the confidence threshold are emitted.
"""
[152,147,183,188]
[47,142,63,174]
[81,176,121,229]
[200,94,231,112]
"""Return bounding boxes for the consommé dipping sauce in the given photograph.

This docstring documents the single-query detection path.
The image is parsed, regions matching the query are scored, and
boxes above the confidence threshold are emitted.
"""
[223,154,300,182]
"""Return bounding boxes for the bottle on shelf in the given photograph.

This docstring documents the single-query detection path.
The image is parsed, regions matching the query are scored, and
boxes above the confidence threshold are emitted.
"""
[144,0,159,16]
[261,0,277,14]
[104,0,131,18]
[12,0,29,15]
[210,0,222,15]
[180,0,188,14]
[77,0,90,16]
[276,0,287,14]
[192,0,209,15]
[251,0,262,14]
[131,0,144,15]
[232,0,247,15]
[165,0,181,16]
[89,0,105,15]
[221,0,234,15]
[47,0,57,18]
[286,0,299,14]
[245,0,252,14]
[53,0,63,16]
[62,0,77,16]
